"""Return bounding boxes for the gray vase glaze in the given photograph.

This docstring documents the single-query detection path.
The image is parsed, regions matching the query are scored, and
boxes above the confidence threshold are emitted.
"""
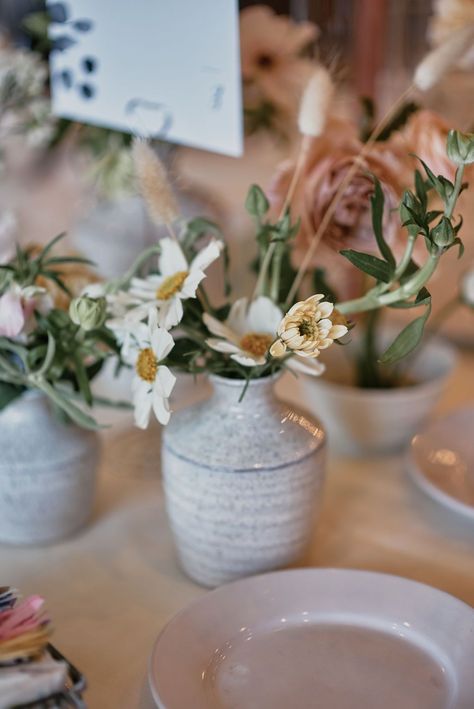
[162,375,326,588]
[0,392,99,544]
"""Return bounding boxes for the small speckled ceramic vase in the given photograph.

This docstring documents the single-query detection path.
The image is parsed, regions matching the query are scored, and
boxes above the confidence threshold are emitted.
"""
[0,392,99,545]
[162,374,326,588]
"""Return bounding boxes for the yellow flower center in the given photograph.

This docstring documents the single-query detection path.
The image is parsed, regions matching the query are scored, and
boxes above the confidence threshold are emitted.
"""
[240,332,273,358]
[156,271,188,300]
[136,347,158,383]
[298,318,317,338]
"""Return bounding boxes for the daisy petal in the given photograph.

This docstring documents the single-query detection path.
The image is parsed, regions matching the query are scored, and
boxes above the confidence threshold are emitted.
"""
[206,338,241,354]
[247,296,283,334]
[155,365,176,398]
[159,297,183,329]
[180,269,206,298]
[231,352,264,367]
[190,239,222,272]
[203,313,239,342]
[133,381,153,429]
[153,390,171,425]
[227,297,248,335]
[159,237,188,275]
[152,326,175,360]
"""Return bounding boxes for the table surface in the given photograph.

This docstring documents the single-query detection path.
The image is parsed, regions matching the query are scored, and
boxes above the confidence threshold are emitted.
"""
[2,350,474,709]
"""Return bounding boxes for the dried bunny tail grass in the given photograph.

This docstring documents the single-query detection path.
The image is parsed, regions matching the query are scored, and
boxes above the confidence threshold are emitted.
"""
[414,22,474,91]
[298,64,334,137]
[132,138,179,226]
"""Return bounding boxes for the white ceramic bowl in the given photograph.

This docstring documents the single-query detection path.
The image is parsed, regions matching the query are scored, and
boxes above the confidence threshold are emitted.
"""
[279,335,457,456]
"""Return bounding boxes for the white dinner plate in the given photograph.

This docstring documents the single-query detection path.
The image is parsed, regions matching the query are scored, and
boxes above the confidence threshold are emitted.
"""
[148,568,474,709]
[408,406,474,519]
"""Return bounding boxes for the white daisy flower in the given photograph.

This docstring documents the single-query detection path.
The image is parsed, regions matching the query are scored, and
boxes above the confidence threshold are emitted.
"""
[129,237,223,329]
[204,296,326,376]
[123,310,176,429]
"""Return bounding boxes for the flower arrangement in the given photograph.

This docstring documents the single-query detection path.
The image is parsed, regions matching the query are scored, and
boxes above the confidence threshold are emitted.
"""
[1,21,472,432]
[0,235,118,428]
[266,30,474,388]
[96,118,471,427]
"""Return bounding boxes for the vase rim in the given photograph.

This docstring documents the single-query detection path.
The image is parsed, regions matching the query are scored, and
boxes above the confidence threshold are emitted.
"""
[209,372,282,387]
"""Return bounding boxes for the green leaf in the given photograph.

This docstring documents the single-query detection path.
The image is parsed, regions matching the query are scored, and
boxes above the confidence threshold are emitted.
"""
[185,217,221,237]
[445,237,465,259]
[418,158,441,190]
[245,184,270,219]
[379,300,432,364]
[414,169,427,211]
[36,233,66,262]
[370,177,396,267]
[453,215,464,235]
[340,249,393,283]
[41,271,72,296]
[43,255,95,267]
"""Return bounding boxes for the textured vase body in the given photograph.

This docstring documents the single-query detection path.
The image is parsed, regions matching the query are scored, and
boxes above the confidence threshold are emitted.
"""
[0,393,99,544]
[162,375,326,588]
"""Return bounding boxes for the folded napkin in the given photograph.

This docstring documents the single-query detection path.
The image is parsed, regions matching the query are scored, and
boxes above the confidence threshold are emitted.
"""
[0,596,51,663]
[0,657,68,709]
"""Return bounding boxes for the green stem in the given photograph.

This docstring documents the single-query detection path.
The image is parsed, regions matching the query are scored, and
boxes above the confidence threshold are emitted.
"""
[446,165,465,220]
[394,234,416,281]
[356,309,382,388]
[254,242,275,298]
[338,164,465,318]
[338,253,440,315]
[270,245,284,303]
[111,244,162,292]
[197,285,213,314]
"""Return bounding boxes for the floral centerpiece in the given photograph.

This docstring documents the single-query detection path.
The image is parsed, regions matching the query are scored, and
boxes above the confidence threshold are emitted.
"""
[0,237,111,543]
[73,102,468,582]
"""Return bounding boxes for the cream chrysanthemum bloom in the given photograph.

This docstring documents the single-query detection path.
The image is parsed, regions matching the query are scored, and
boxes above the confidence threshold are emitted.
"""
[205,296,327,376]
[270,294,348,359]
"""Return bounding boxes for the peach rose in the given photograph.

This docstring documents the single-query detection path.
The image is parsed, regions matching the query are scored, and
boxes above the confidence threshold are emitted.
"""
[267,122,406,299]
[268,127,403,261]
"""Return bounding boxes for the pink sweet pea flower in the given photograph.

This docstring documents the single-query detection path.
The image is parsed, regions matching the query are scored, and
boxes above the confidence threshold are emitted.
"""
[0,289,26,337]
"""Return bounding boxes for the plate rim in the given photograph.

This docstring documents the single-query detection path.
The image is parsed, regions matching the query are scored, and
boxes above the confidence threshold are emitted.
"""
[148,567,474,708]
[407,405,474,519]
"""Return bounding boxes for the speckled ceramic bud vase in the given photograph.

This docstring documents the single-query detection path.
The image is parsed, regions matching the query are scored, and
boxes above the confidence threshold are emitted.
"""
[0,392,99,545]
[162,374,326,588]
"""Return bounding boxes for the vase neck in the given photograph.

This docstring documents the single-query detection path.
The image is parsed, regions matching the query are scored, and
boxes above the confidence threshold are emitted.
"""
[209,376,279,414]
